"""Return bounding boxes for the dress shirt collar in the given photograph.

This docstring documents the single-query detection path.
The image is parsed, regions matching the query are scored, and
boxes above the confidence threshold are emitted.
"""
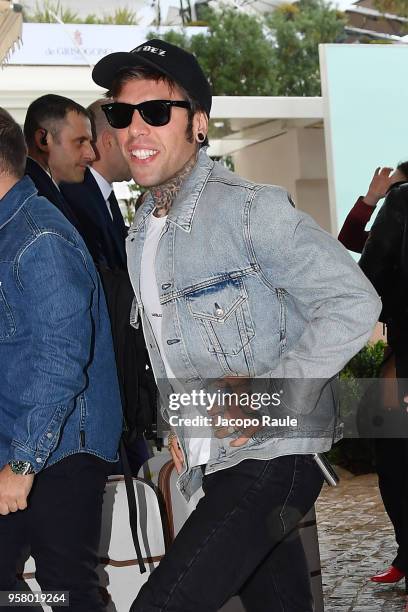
[89,166,112,201]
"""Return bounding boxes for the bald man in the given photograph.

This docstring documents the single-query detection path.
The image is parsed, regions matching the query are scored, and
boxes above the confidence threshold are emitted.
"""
[61,98,131,269]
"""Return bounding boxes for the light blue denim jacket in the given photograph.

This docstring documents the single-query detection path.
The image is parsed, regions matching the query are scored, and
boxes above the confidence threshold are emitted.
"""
[127,150,381,500]
[0,177,123,472]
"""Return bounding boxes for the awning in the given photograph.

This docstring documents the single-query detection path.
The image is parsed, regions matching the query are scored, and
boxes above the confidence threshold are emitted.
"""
[0,1,22,66]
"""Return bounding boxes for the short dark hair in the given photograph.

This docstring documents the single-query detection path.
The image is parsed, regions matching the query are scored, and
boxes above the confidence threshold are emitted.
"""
[108,66,209,147]
[0,107,27,179]
[87,98,114,142]
[397,161,408,182]
[24,94,90,147]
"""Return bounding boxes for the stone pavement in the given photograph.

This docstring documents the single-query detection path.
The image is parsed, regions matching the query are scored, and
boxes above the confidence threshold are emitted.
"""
[316,469,407,611]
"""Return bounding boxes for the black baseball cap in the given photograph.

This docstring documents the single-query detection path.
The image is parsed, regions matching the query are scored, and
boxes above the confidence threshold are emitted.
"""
[92,39,212,116]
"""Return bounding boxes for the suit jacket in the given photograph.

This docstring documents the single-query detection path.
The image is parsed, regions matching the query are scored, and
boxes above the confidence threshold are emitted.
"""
[62,168,157,445]
[61,168,127,270]
[25,157,79,227]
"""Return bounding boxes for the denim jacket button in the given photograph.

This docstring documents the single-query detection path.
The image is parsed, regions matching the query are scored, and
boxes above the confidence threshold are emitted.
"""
[46,432,53,439]
[214,303,224,317]
[36,457,42,463]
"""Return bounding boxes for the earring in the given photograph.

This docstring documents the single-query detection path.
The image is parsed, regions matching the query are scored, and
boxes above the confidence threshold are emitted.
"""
[197,132,205,143]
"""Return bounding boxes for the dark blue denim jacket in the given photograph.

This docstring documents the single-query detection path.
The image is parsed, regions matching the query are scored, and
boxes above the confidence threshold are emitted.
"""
[0,176,123,472]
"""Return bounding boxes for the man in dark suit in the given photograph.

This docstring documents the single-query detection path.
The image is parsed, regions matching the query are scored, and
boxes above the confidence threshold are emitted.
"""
[61,98,131,271]
[23,94,95,227]
[61,99,152,474]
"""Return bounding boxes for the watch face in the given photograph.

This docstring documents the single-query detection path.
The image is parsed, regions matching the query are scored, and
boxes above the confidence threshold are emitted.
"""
[9,461,34,475]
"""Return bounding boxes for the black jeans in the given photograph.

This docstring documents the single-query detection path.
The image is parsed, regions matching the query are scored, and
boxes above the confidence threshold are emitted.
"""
[131,454,324,612]
[375,438,408,574]
[374,340,408,583]
[0,453,108,611]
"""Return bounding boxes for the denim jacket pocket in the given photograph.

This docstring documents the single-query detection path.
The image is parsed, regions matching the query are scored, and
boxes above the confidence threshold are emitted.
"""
[0,282,16,341]
[186,278,255,356]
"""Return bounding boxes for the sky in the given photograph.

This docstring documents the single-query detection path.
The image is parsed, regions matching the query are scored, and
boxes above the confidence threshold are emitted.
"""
[335,0,356,10]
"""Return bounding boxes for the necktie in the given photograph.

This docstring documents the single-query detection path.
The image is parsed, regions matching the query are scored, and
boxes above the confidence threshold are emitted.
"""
[108,190,125,231]
[108,190,128,270]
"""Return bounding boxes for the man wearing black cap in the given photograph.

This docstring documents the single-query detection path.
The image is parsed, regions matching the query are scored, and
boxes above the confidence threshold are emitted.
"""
[92,40,380,611]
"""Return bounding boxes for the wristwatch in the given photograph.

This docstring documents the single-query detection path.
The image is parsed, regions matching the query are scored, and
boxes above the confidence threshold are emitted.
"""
[8,460,35,475]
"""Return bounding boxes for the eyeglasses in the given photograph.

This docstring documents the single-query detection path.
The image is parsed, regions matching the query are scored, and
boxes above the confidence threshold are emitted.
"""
[101,100,191,129]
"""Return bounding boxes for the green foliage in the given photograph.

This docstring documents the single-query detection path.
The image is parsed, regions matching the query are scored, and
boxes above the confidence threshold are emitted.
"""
[367,39,394,44]
[26,0,81,23]
[190,8,277,96]
[83,14,98,24]
[152,2,345,97]
[101,8,139,25]
[24,2,139,25]
[341,340,386,380]
[265,0,346,96]
[338,341,385,440]
[151,7,277,96]
[327,341,386,474]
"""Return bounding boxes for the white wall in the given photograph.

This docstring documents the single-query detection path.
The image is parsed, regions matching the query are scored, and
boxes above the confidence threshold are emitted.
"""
[296,179,331,232]
[0,65,101,124]
[233,127,333,233]
[233,129,299,197]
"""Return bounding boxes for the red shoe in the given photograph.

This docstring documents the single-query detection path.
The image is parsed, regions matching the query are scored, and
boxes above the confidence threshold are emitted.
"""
[370,566,405,583]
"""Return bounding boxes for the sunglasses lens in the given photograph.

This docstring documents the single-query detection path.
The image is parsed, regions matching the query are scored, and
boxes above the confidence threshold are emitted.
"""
[139,101,171,127]
[103,101,181,128]
[105,103,134,129]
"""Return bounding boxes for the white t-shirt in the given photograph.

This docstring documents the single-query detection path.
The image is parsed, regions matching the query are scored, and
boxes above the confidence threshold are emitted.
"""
[140,212,176,379]
[140,211,211,468]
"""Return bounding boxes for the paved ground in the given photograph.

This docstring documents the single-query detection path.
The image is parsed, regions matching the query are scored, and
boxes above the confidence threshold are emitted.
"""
[316,469,407,611]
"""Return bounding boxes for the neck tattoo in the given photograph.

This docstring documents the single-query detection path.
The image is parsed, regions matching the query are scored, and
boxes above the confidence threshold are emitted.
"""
[151,153,197,218]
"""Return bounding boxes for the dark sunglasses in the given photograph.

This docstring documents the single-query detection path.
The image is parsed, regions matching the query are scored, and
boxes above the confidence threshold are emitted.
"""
[101,100,191,129]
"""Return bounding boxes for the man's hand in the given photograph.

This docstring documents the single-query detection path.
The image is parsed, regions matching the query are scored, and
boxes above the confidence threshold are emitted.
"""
[0,465,34,515]
[363,167,395,207]
[209,377,262,448]
[213,402,261,448]
[168,433,185,475]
